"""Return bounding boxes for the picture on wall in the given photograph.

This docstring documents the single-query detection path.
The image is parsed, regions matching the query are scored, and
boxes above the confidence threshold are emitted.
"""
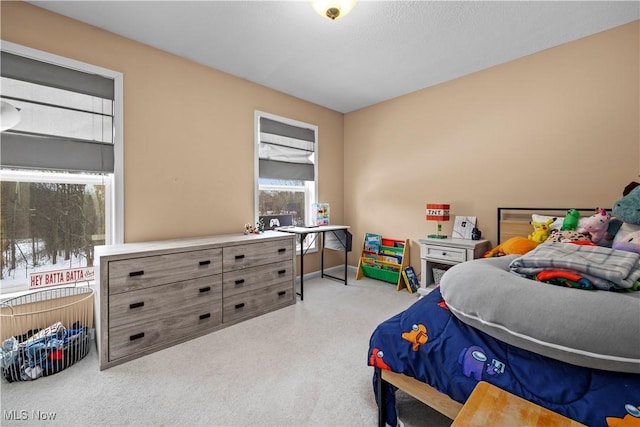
[452,216,476,239]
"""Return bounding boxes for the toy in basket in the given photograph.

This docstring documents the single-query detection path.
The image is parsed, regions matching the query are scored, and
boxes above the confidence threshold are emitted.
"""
[0,286,94,382]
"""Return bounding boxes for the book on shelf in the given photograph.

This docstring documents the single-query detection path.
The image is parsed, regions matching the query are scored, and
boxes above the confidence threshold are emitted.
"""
[363,233,382,253]
[402,266,420,294]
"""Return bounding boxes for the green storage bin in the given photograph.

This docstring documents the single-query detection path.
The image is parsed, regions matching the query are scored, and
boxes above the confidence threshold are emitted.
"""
[361,265,400,284]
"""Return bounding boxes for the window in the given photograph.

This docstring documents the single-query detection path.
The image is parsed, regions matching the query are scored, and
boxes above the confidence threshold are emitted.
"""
[254,111,317,246]
[0,42,123,294]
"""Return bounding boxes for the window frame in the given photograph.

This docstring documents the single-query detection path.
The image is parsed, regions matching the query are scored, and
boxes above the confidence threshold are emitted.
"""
[0,41,124,294]
[254,111,318,249]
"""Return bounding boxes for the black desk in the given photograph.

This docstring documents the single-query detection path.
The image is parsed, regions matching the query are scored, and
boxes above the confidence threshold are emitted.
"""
[277,225,351,300]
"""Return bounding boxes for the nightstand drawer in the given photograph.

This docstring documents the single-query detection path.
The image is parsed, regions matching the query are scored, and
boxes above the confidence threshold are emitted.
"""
[423,245,466,263]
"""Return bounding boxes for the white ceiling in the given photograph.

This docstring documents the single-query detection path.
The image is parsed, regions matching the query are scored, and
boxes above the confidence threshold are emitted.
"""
[29,1,639,113]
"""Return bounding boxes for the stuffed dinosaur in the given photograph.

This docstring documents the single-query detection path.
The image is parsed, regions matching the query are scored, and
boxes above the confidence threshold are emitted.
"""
[578,208,611,243]
[560,209,581,231]
[611,182,640,254]
[484,236,539,258]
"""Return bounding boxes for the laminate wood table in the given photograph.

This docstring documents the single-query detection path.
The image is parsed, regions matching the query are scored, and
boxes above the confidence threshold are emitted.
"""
[276,225,350,300]
[451,381,586,427]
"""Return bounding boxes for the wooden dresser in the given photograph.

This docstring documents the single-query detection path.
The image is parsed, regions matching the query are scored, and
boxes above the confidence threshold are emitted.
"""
[94,231,295,370]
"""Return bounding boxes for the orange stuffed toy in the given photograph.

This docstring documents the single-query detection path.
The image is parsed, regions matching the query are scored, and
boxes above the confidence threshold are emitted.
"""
[484,236,539,258]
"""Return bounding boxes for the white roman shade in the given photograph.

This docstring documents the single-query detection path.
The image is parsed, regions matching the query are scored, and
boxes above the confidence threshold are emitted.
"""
[0,51,116,174]
[258,117,316,181]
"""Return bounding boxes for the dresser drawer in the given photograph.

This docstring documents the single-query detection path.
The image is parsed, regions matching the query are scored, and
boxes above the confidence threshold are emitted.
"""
[223,281,294,323]
[108,247,222,294]
[422,245,466,263]
[222,260,293,298]
[108,301,222,361]
[223,240,293,272]
[108,275,222,328]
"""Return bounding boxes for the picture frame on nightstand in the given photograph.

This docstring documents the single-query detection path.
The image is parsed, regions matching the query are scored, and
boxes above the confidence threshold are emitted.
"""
[452,216,476,239]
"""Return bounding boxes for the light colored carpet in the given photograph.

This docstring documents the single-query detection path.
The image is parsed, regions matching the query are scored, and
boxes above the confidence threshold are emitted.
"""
[1,271,452,427]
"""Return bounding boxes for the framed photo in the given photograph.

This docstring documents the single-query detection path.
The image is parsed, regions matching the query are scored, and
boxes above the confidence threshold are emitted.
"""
[452,216,476,239]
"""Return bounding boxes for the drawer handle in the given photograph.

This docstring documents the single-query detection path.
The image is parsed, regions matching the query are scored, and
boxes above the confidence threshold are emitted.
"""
[441,252,447,256]
[278,269,286,275]
[235,303,245,309]
[129,270,144,277]
[129,301,144,309]
[199,286,211,293]
[130,332,144,341]
[235,279,245,286]
[199,260,211,266]
[278,248,286,253]
[278,290,286,297]
[199,313,211,320]
[235,254,245,260]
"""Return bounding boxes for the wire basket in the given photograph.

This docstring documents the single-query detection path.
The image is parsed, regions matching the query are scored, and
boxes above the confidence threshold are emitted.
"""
[432,263,451,284]
[0,286,94,382]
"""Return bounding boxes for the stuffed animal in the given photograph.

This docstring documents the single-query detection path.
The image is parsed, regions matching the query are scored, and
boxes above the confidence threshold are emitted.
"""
[528,218,555,244]
[578,208,611,243]
[611,182,640,253]
[546,229,592,244]
[484,236,539,257]
[613,230,640,254]
[560,209,581,231]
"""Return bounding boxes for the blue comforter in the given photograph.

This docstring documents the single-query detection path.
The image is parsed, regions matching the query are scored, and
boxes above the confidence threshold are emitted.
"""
[368,287,640,427]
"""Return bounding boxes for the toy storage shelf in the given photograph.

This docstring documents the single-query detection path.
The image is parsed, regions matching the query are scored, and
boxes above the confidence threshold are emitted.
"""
[356,233,409,290]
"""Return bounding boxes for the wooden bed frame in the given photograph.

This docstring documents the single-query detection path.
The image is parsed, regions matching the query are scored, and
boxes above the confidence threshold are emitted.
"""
[375,207,598,426]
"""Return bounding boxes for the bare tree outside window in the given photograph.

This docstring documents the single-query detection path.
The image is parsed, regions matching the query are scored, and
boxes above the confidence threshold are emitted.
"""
[0,180,105,285]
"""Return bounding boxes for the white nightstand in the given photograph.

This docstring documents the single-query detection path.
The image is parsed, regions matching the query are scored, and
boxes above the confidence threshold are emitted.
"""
[417,237,490,296]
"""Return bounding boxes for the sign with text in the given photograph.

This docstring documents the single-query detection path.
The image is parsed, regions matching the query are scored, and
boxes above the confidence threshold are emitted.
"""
[30,267,95,289]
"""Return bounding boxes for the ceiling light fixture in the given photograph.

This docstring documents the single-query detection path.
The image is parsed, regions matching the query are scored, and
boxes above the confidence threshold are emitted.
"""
[311,0,357,20]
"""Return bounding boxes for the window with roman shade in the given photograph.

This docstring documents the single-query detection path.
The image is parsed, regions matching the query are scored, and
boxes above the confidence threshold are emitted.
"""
[255,111,318,234]
[0,42,123,294]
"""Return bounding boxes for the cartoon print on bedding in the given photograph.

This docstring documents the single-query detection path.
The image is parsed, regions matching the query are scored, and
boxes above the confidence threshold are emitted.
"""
[458,345,505,381]
[607,404,640,427]
[401,324,428,351]
[369,347,390,370]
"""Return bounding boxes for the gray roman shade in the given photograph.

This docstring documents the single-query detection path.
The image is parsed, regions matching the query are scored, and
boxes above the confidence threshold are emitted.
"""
[1,51,114,100]
[1,51,115,174]
[258,117,316,181]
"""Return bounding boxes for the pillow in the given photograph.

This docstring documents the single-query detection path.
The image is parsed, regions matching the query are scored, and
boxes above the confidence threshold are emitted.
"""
[440,257,640,373]
[531,214,563,231]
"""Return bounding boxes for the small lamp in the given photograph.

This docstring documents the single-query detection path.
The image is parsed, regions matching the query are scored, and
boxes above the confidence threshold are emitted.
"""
[426,203,450,239]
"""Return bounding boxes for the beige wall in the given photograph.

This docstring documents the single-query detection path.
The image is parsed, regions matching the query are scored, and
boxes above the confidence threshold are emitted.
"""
[1,1,345,274]
[2,3,639,280]
[345,21,639,273]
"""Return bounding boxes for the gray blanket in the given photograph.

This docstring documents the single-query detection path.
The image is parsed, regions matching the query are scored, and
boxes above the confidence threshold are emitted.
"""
[509,243,640,290]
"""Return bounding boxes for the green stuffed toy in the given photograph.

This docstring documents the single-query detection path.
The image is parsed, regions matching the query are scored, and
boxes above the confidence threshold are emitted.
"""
[560,209,581,231]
